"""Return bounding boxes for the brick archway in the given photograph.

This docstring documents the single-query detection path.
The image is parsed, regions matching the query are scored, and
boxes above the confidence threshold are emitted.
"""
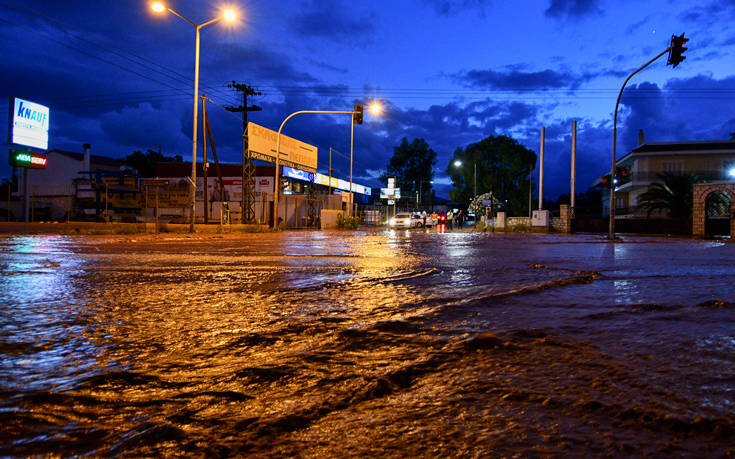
[693,182,735,237]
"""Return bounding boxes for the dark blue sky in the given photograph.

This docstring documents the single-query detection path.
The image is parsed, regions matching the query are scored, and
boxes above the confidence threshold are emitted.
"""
[2,0,735,199]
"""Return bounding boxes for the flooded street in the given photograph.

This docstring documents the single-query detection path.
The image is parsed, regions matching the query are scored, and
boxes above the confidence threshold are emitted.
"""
[1,230,734,456]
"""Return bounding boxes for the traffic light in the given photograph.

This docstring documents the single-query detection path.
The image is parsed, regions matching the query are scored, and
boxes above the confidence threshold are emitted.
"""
[353,104,364,125]
[667,33,688,68]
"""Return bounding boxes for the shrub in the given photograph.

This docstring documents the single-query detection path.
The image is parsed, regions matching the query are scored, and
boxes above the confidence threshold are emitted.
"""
[337,213,359,229]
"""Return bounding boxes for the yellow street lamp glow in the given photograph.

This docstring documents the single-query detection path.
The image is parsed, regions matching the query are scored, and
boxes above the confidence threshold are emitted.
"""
[223,8,237,22]
[368,102,383,116]
[151,2,165,13]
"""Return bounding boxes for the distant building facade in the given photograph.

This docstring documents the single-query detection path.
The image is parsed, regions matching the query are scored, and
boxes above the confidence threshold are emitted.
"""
[6,145,372,226]
[603,138,735,217]
[10,144,125,220]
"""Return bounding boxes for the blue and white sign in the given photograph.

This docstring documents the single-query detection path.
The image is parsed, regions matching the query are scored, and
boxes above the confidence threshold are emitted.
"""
[282,166,314,182]
[10,97,50,150]
[282,165,371,195]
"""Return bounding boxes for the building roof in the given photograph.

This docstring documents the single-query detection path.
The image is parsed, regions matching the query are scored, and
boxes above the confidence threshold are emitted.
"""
[617,140,735,165]
[50,149,124,167]
[631,140,735,154]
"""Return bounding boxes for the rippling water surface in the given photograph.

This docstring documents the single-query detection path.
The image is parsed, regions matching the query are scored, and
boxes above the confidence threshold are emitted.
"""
[1,231,734,456]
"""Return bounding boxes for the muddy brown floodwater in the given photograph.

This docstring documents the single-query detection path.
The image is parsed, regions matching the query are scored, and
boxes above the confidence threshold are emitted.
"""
[1,230,734,456]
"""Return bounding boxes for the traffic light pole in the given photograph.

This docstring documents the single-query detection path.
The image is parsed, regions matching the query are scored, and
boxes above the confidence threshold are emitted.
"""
[609,44,673,240]
[273,109,359,229]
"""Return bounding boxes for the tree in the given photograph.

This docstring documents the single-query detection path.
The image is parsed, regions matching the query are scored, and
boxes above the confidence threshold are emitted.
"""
[381,138,437,207]
[123,149,182,177]
[635,172,704,219]
[448,135,536,216]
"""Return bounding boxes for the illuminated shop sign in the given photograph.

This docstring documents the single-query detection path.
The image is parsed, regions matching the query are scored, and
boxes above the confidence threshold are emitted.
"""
[284,167,371,195]
[380,187,400,199]
[9,149,47,169]
[9,97,49,150]
[315,173,339,188]
[351,183,370,195]
[282,166,314,182]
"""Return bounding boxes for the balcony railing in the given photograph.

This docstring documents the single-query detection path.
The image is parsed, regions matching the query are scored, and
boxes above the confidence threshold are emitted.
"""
[621,171,731,183]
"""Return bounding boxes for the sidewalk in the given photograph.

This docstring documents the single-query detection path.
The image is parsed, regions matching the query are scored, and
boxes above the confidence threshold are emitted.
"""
[0,221,270,235]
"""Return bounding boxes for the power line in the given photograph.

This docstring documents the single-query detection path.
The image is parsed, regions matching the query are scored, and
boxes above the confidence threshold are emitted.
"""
[0,2,238,105]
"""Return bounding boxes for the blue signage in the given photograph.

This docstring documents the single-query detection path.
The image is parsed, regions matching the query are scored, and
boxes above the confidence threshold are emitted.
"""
[282,166,314,182]
[10,97,50,150]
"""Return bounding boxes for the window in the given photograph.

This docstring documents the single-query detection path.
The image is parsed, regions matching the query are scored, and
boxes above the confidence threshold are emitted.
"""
[660,160,684,174]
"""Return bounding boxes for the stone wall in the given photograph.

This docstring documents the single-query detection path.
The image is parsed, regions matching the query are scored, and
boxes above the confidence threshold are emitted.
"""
[692,182,735,237]
[506,217,530,229]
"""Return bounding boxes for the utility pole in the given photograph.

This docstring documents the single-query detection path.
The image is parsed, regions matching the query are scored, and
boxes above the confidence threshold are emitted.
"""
[225,82,262,224]
[571,120,577,216]
[538,126,545,210]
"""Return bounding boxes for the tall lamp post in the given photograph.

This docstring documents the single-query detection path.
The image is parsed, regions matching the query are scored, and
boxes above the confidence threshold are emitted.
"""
[418,179,434,208]
[453,159,476,197]
[151,2,237,232]
[273,103,381,229]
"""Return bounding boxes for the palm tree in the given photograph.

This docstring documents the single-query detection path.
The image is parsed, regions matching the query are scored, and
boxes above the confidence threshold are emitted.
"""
[635,172,702,219]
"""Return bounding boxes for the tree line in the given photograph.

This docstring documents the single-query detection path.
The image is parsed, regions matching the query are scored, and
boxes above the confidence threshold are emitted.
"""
[382,135,537,216]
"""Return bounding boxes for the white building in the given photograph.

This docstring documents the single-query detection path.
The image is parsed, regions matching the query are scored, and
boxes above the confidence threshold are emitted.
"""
[11,144,124,220]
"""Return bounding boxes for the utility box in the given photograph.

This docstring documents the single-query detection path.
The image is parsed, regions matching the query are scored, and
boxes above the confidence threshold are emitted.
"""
[532,210,550,227]
[320,209,343,229]
[495,211,506,229]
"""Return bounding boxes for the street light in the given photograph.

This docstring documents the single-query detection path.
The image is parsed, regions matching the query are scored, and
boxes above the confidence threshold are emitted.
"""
[368,102,383,116]
[418,179,433,209]
[151,2,238,232]
[453,159,476,197]
[273,107,376,229]
[728,167,735,178]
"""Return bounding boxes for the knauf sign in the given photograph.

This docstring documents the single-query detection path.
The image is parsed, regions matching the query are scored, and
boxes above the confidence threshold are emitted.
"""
[10,97,50,150]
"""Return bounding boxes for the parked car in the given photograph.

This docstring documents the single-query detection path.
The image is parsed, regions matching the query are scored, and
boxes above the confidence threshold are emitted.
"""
[411,214,426,227]
[388,212,415,228]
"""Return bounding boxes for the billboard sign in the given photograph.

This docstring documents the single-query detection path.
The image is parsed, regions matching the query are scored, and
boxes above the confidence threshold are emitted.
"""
[282,166,314,182]
[315,173,339,188]
[8,149,47,169]
[254,177,273,193]
[380,187,400,199]
[9,97,49,150]
[247,122,318,172]
[351,183,370,195]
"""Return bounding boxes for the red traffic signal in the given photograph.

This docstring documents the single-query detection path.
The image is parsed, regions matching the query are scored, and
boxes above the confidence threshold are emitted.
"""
[667,33,688,68]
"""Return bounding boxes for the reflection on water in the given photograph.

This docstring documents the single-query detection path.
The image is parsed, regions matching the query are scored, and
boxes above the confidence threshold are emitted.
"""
[1,232,734,456]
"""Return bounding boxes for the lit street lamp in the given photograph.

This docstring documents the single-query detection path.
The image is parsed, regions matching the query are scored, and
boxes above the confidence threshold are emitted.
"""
[729,167,735,178]
[454,159,476,197]
[151,2,237,232]
[273,104,381,229]
[417,179,433,209]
